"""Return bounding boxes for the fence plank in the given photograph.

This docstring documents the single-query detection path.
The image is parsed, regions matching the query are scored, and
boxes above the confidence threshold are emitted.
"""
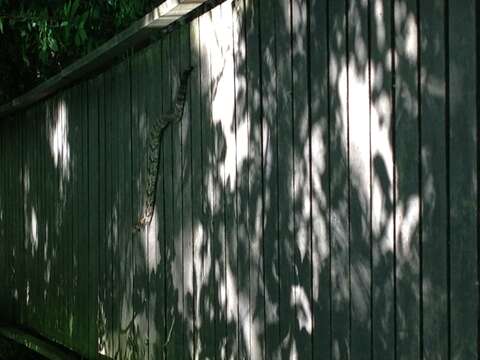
[198,10,217,359]
[0,120,4,321]
[103,67,115,358]
[149,39,166,359]
[329,0,350,358]
[291,0,313,356]
[309,0,331,357]
[259,0,281,356]
[448,0,478,357]
[190,16,202,359]
[179,23,195,360]
[87,74,100,358]
[393,0,420,358]
[131,45,150,360]
[245,0,266,357]
[165,28,182,359]
[419,1,448,358]
[347,0,372,358]
[70,83,81,351]
[370,0,395,358]
[96,72,108,356]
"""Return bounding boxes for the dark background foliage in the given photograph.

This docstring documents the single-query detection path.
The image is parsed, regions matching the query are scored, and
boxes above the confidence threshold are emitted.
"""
[0,0,165,104]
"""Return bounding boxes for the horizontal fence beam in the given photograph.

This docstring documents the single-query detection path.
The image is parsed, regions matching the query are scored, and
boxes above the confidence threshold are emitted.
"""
[0,0,207,120]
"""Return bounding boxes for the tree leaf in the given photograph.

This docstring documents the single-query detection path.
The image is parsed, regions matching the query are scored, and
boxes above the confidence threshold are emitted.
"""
[71,0,80,18]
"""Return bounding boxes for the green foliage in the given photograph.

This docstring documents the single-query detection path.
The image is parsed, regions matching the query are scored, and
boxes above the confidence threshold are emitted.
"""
[0,0,161,104]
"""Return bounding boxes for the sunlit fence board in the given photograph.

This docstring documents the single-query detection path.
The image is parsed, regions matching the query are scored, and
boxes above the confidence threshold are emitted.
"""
[274,0,296,358]
[259,0,280,356]
[179,23,193,359]
[309,0,330,357]
[329,0,350,359]
[370,0,395,358]
[292,0,312,356]
[189,16,202,358]
[0,0,478,359]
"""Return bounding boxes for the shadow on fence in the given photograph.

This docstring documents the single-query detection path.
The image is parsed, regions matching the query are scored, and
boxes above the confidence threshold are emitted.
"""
[0,0,477,359]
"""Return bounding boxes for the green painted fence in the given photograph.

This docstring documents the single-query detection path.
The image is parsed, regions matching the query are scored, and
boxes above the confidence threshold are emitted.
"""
[0,0,478,358]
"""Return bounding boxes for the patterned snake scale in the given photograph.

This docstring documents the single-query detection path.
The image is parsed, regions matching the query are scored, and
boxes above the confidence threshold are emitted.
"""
[133,66,194,233]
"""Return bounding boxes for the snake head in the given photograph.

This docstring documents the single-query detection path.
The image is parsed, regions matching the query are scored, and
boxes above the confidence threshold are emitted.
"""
[182,66,195,78]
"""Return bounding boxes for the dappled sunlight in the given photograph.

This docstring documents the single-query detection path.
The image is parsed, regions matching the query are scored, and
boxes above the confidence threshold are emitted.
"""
[146,212,160,272]
[0,0,477,358]
[396,196,419,257]
[29,207,39,254]
[348,66,370,201]
[49,98,71,181]
[371,88,394,252]
[290,285,312,334]
[394,2,417,63]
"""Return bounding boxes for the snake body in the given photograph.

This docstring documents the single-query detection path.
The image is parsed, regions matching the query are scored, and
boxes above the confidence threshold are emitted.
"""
[133,66,193,232]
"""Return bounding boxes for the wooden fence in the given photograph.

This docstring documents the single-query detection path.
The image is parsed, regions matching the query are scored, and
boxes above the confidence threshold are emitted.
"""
[0,0,478,358]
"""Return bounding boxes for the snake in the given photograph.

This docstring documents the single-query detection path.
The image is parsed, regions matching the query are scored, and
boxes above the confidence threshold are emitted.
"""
[133,66,194,233]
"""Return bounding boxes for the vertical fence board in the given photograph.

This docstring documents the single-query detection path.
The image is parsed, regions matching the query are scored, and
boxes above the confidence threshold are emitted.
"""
[66,87,74,348]
[161,35,174,360]
[347,0,372,358]
[190,16,202,359]
[30,108,36,329]
[218,2,238,356]
[275,0,295,358]
[179,23,195,360]
[144,42,159,360]
[309,0,331,357]
[370,0,395,358]
[170,28,184,360]
[103,67,114,357]
[23,110,32,328]
[292,0,313,357]
[71,83,81,351]
[131,48,143,360]
[394,0,420,359]
[210,5,226,358]
[79,82,90,355]
[233,0,252,357]
[419,1,448,358]
[151,39,166,359]
[199,10,216,359]
[131,46,150,360]
[114,58,133,359]
[231,3,241,356]
[259,0,281,356]
[245,0,266,358]
[329,0,350,358]
[448,0,478,357]
[0,120,4,321]
[165,29,182,359]
[51,95,60,340]
[87,75,100,359]
[7,120,13,323]
[97,72,107,356]
[44,98,52,337]
[42,100,48,337]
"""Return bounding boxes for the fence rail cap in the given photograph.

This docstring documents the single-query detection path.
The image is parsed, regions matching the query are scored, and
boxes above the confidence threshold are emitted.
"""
[0,0,208,119]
